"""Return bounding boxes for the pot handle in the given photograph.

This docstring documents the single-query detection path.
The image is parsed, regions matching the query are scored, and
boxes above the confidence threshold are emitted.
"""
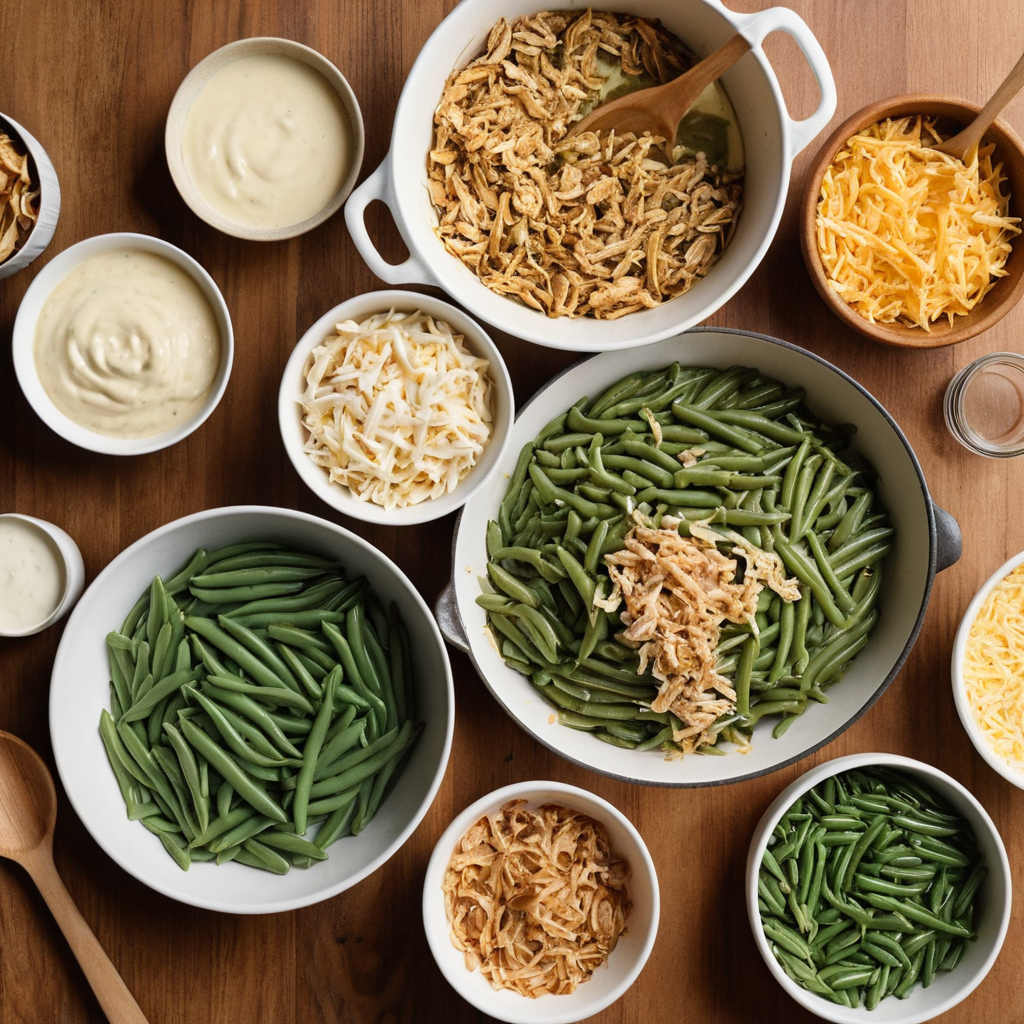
[933,502,962,573]
[344,157,435,286]
[434,580,470,653]
[730,5,837,158]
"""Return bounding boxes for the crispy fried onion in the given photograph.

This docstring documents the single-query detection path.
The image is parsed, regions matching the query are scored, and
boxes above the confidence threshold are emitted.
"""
[428,10,743,319]
[0,132,39,264]
[443,799,632,997]
[599,518,800,753]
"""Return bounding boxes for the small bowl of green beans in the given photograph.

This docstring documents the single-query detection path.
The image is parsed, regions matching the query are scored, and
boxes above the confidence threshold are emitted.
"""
[746,753,1011,1023]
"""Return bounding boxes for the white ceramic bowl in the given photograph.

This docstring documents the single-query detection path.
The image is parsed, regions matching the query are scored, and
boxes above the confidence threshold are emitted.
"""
[0,112,60,280]
[278,289,515,525]
[346,0,836,351]
[951,549,1024,789]
[166,37,365,241]
[48,505,454,913]
[11,231,233,456]
[745,753,1012,1023]
[0,513,84,637]
[438,327,961,787]
[422,780,659,1023]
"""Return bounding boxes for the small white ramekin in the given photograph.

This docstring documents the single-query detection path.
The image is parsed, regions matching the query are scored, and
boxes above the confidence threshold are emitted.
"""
[0,112,60,280]
[278,289,514,526]
[0,513,84,637]
[11,231,233,456]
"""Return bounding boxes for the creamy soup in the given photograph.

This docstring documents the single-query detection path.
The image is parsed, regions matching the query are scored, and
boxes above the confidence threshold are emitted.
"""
[0,518,65,633]
[33,249,222,438]
[182,53,353,230]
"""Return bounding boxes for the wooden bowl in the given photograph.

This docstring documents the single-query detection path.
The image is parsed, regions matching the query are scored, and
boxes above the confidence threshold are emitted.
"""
[800,94,1024,348]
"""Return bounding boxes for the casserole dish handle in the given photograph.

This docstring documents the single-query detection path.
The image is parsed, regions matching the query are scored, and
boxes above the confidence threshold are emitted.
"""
[344,159,434,286]
[934,502,962,572]
[434,581,470,654]
[730,5,837,158]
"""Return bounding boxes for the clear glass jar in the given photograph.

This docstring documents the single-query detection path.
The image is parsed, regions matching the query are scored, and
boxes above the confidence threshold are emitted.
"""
[943,352,1024,457]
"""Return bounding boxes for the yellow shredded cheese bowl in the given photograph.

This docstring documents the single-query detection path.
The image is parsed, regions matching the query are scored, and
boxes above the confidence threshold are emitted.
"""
[816,115,1021,331]
[958,560,1024,783]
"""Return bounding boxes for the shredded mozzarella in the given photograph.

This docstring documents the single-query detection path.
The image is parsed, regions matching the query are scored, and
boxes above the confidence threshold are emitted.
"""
[299,310,493,510]
[963,563,1024,774]
[816,116,1020,330]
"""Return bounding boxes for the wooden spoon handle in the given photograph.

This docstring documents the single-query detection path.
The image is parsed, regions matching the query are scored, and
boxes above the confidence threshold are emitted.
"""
[664,34,752,124]
[937,49,1024,158]
[24,849,149,1024]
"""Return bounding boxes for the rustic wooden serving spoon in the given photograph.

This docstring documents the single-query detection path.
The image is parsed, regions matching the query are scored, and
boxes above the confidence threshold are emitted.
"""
[931,49,1024,159]
[0,731,149,1024]
[568,33,751,141]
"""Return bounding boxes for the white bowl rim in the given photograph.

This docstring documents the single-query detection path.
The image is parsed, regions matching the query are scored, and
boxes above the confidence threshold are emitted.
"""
[277,288,515,525]
[164,35,366,242]
[421,778,660,1024]
[950,548,1024,789]
[745,751,1013,1024]
[48,503,455,913]
[11,231,234,456]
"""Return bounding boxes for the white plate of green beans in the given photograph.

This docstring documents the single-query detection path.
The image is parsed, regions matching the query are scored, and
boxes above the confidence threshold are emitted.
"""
[49,505,454,913]
[440,328,961,786]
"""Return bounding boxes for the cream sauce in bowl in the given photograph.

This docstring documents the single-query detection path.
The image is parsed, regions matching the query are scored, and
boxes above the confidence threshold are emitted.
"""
[32,249,222,439]
[0,517,67,635]
[182,53,353,230]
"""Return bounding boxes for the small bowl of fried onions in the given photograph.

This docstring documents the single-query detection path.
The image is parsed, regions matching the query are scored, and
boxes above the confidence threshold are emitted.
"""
[801,94,1024,347]
[279,290,514,525]
[422,780,659,1024]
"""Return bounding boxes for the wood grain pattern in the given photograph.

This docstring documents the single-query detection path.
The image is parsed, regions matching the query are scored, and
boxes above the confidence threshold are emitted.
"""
[1,1,1022,1021]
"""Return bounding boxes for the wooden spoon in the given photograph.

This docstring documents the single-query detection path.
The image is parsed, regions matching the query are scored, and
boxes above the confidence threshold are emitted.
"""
[568,33,751,141]
[932,49,1024,159]
[0,731,149,1024]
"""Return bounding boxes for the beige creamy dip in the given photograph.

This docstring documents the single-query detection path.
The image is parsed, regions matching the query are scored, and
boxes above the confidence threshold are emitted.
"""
[182,53,352,230]
[0,518,65,633]
[33,250,221,438]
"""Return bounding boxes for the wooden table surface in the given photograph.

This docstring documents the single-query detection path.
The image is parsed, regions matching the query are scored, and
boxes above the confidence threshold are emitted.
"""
[2,0,1023,1021]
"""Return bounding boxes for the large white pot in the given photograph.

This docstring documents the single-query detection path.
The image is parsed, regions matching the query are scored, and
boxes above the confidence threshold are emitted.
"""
[436,329,961,786]
[346,0,836,351]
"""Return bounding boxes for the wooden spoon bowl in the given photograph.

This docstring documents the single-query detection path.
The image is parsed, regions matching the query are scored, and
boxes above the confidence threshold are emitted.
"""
[800,94,1024,348]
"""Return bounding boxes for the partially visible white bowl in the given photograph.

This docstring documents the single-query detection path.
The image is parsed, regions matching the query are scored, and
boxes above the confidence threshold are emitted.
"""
[12,232,233,456]
[0,112,60,280]
[422,780,659,1024]
[0,513,84,637]
[746,753,1012,1024]
[49,505,455,913]
[278,289,515,525]
[951,549,1024,789]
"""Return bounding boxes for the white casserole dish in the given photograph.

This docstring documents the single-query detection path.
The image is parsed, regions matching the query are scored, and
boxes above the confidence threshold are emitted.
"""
[345,0,836,351]
[436,328,961,786]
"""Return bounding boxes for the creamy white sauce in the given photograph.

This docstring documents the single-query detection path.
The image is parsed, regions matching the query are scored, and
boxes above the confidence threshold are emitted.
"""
[33,250,221,438]
[182,53,353,229]
[0,518,65,633]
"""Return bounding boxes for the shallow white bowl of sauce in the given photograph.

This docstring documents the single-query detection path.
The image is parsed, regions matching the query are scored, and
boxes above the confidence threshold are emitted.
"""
[165,37,365,241]
[12,231,233,456]
[0,513,84,637]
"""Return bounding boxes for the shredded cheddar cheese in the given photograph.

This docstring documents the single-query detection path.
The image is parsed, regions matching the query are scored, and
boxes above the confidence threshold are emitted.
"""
[963,563,1024,774]
[299,310,493,510]
[816,116,1021,330]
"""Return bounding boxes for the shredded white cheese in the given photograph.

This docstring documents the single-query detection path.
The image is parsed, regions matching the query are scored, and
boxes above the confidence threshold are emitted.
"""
[963,563,1024,774]
[299,309,493,510]
[816,116,1021,330]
